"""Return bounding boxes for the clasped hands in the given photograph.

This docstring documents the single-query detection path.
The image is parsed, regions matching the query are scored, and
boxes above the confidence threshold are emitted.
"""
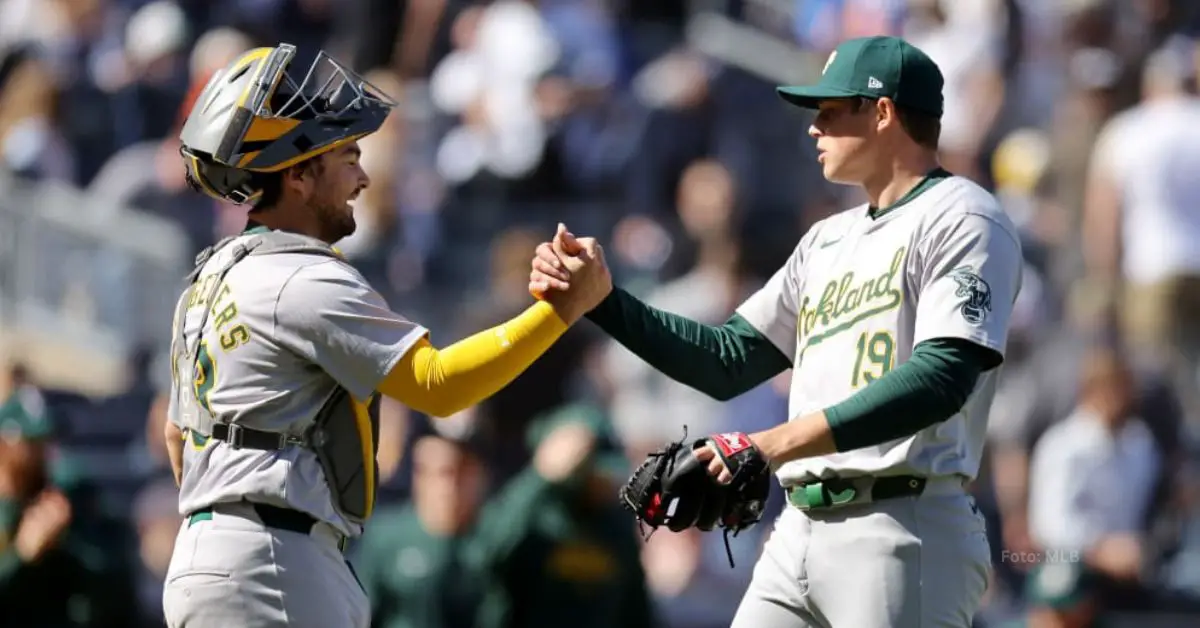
[527,223,613,325]
[528,223,750,484]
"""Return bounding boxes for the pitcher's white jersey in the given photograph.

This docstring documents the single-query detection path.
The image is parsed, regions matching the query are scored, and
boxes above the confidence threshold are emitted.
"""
[737,173,1022,485]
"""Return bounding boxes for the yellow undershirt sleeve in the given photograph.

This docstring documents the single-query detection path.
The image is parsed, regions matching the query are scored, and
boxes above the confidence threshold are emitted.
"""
[378,300,569,417]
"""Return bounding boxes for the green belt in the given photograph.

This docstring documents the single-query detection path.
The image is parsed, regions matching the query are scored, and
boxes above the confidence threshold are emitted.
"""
[188,502,347,551]
[786,475,927,510]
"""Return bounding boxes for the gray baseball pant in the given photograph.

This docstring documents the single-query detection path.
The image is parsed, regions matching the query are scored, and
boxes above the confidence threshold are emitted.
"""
[730,477,991,628]
[162,501,369,628]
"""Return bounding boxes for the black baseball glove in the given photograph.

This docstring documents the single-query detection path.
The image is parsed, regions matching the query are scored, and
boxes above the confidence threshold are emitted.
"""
[619,430,771,567]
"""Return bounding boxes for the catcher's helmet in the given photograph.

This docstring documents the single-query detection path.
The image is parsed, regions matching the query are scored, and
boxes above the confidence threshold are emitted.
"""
[179,44,396,205]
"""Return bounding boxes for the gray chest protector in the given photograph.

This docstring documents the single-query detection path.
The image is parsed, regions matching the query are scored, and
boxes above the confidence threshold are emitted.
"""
[171,231,380,525]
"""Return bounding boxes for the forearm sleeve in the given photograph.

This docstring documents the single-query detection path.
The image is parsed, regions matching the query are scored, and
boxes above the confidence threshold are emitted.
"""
[585,288,791,400]
[824,338,998,452]
[378,301,568,417]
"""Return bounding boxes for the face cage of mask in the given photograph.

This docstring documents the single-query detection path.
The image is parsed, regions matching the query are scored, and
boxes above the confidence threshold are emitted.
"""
[258,47,399,123]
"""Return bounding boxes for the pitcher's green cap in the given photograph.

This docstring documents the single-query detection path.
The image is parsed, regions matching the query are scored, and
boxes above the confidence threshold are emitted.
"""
[777,36,944,117]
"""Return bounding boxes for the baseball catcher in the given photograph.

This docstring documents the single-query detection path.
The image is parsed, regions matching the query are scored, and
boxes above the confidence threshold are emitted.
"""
[621,431,771,566]
[161,42,612,628]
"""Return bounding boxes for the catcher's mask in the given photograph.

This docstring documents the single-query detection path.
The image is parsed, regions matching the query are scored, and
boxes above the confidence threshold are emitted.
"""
[178,44,396,205]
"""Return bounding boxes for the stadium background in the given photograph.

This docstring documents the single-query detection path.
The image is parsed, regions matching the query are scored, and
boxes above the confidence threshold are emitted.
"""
[4,0,1200,626]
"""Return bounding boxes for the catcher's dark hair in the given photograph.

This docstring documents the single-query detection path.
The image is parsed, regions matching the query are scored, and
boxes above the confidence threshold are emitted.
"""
[849,97,941,150]
[248,157,327,212]
[250,171,284,211]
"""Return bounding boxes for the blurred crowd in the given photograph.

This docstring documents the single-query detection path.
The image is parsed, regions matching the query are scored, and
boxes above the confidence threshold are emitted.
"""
[5,0,1200,626]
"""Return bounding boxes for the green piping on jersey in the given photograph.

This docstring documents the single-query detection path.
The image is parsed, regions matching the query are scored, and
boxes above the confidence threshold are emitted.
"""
[243,222,272,235]
[868,167,952,220]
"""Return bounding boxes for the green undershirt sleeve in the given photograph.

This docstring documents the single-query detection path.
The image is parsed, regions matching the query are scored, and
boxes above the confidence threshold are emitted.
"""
[584,287,792,401]
[824,337,1002,452]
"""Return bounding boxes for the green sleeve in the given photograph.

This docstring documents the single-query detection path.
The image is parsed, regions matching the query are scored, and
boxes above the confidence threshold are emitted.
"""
[585,287,791,400]
[471,468,563,567]
[825,338,1000,452]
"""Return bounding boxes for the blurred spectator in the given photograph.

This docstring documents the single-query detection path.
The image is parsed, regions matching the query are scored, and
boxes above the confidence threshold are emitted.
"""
[1083,36,1200,427]
[0,361,46,422]
[354,415,489,628]
[33,0,124,186]
[989,128,1060,269]
[109,1,191,147]
[1027,347,1166,610]
[0,392,139,627]
[88,27,253,257]
[0,45,74,180]
[904,0,1006,183]
[1001,562,1106,628]
[429,2,568,195]
[353,406,653,628]
[488,403,653,628]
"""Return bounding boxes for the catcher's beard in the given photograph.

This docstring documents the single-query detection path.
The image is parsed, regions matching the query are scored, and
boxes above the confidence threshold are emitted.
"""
[302,159,356,243]
[312,195,356,243]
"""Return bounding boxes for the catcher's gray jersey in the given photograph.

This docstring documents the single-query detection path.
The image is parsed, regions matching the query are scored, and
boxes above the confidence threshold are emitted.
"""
[737,175,1022,485]
[167,232,427,536]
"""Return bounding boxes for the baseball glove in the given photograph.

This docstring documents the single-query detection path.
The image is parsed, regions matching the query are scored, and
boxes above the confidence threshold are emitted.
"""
[619,429,771,567]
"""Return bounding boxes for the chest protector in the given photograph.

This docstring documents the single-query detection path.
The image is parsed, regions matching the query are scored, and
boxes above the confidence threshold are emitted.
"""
[170,231,380,525]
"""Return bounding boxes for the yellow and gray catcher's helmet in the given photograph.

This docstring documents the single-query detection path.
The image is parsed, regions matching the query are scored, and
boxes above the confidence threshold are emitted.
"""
[179,44,396,204]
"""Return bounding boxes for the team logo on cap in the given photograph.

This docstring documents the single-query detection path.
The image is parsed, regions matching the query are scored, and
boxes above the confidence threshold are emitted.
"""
[823,51,837,75]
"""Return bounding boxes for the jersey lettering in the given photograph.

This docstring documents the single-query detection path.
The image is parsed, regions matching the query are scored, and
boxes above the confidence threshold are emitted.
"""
[220,324,252,352]
[184,278,254,410]
[797,246,905,348]
[851,330,895,387]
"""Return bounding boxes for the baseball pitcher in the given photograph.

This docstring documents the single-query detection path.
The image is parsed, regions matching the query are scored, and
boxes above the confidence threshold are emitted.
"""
[163,44,609,628]
[531,36,1023,627]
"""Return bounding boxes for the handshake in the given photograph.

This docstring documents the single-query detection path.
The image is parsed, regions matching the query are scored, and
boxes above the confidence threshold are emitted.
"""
[527,222,614,325]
